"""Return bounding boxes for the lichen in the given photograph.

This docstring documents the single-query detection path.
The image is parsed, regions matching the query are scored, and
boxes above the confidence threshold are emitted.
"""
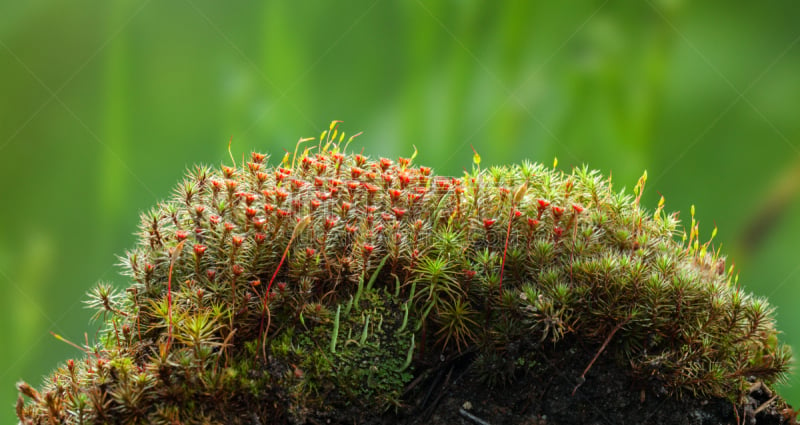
[17,122,790,424]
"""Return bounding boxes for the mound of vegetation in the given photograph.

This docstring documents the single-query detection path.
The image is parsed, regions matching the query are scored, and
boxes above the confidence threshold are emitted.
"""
[17,123,792,424]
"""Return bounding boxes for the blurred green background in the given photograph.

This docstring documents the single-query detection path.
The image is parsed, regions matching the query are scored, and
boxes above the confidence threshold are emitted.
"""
[2,0,800,420]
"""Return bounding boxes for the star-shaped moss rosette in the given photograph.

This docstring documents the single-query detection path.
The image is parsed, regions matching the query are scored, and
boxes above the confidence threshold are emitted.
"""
[17,122,791,424]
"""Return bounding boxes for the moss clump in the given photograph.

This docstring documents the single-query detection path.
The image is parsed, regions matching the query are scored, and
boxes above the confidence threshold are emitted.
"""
[17,122,791,424]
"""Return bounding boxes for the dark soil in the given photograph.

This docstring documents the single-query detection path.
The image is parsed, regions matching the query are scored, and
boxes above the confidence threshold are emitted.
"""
[335,338,795,425]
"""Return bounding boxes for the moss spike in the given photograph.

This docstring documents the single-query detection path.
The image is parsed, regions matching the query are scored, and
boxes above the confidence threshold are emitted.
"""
[330,304,341,354]
[359,314,371,346]
[398,334,415,372]
[398,302,410,333]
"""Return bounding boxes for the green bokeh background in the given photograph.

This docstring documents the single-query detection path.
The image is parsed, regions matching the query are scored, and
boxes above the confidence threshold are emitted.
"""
[2,1,800,421]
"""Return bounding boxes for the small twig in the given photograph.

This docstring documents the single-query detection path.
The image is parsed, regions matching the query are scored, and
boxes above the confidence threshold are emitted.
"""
[420,366,446,413]
[748,381,773,398]
[459,408,492,425]
[753,394,779,415]
[402,370,429,396]
[572,320,626,396]
[422,366,453,420]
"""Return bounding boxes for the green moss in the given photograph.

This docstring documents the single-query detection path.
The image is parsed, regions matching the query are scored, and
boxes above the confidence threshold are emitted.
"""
[16,122,791,424]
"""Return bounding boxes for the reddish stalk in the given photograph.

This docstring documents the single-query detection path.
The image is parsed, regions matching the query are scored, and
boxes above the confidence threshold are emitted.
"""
[166,241,186,353]
[260,305,272,361]
[500,183,526,292]
[260,232,295,360]
[50,332,89,355]
[572,320,626,396]
[261,216,310,359]
[266,240,292,295]
[499,207,514,292]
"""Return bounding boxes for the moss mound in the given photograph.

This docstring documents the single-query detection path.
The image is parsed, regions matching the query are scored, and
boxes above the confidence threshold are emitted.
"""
[17,123,790,424]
